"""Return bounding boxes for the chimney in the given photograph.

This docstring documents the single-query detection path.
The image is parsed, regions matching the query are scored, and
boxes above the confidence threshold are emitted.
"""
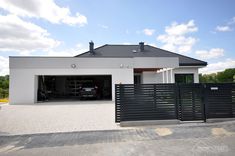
[139,42,144,52]
[89,41,94,54]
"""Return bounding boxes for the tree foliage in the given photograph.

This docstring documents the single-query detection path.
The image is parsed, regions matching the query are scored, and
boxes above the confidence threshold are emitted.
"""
[199,68,235,83]
[0,75,9,98]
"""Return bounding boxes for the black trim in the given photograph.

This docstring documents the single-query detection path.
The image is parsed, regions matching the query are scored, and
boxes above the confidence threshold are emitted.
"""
[179,63,208,66]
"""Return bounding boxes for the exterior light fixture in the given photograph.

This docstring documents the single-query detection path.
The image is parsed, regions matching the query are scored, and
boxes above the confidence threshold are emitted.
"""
[71,64,76,68]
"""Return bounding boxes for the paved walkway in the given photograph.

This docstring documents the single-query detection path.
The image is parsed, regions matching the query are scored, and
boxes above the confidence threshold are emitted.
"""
[0,101,126,136]
[0,121,235,156]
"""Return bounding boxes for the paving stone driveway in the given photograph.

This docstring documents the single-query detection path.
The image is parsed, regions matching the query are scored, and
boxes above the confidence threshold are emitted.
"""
[0,101,125,136]
[1,122,235,156]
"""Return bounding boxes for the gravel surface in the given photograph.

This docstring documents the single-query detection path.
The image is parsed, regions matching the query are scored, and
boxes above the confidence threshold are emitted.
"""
[0,101,126,136]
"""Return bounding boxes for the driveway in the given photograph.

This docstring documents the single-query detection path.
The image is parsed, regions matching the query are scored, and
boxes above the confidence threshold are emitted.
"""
[0,101,125,136]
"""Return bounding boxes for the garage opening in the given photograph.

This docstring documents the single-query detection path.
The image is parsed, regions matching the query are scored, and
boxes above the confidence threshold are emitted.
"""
[37,75,112,102]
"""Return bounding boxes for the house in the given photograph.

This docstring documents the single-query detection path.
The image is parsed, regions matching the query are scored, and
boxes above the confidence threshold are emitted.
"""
[9,42,207,104]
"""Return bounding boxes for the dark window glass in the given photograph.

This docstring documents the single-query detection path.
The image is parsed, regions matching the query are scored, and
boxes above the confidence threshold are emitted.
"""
[134,75,141,84]
[175,74,194,83]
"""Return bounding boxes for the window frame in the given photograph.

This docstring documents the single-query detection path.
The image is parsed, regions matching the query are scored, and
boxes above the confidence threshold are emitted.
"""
[175,73,194,84]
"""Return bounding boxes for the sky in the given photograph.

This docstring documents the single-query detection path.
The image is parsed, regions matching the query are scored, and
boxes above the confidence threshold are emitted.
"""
[0,0,235,75]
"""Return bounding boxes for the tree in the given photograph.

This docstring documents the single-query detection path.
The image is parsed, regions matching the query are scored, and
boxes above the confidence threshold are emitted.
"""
[199,73,218,83]
[216,68,235,83]
[0,75,9,98]
[200,68,235,83]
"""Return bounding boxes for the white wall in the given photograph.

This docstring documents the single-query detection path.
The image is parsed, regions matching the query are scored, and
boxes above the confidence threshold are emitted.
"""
[141,67,200,84]
[10,57,179,69]
[173,67,199,83]
[10,68,133,104]
[142,72,159,83]
[10,57,133,69]
[9,57,199,104]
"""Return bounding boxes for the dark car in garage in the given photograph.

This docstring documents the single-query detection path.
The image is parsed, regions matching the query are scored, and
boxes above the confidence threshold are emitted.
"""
[38,75,111,102]
[79,82,99,99]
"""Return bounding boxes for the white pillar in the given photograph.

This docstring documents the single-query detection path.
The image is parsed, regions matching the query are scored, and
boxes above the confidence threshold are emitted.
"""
[166,70,168,83]
[162,71,165,83]
[170,69,173,83]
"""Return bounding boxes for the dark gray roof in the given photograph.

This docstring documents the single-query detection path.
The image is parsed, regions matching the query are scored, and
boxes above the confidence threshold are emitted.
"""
[75,44,207,66]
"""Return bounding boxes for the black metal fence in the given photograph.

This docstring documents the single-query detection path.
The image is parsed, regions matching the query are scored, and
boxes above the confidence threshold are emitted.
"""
[115,83,235,122]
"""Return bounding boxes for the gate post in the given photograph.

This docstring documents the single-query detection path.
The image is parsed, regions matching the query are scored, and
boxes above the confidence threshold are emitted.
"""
[119,84,124,122]
[175,84,179,120]
[154,84,157,110]
[202,84,207,122]
[115,84,119,122]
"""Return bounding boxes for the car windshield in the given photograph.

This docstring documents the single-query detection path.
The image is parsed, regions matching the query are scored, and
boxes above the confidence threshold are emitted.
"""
[82,83,94,87]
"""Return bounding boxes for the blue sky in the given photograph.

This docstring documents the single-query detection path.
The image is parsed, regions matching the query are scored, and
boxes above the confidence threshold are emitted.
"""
[0,0,235,75]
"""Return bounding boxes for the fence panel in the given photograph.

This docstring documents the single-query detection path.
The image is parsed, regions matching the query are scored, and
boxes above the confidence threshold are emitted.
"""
[115,85,121,122]
[205,83,235,118]
[115,84,177,122]
[178,84,204,121]
[115,83,235,123]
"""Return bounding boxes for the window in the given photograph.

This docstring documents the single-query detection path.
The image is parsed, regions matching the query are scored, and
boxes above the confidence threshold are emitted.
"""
[175,74,194,84]
[134,75,141,84]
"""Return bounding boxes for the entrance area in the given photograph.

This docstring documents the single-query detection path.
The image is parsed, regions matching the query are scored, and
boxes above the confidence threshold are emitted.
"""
[38,75,112,102]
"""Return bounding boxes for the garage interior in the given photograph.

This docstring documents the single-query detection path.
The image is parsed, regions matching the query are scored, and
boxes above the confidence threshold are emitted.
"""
[37,75,112,101]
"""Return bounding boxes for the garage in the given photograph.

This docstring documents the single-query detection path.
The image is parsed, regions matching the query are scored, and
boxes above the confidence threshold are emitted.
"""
[37,75,112,102]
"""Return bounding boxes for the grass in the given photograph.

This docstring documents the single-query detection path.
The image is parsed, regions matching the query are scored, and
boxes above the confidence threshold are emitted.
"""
[0,98,9,103]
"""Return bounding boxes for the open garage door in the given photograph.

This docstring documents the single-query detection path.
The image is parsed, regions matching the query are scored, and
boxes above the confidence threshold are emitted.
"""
[38,75,112,102]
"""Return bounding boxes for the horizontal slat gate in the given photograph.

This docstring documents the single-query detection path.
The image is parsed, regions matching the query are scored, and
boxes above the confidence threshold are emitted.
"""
[115,85,121,122]
[206,83,235,118]
[115,83,235,123]
[115,84,177,122]
[178,84,204,121]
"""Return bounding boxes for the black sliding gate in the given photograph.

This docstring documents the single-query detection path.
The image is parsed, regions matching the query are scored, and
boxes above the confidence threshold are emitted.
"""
[115,83,235,122]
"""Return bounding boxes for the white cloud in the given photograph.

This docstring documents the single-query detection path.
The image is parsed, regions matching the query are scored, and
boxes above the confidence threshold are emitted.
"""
[0,56,9,76]
[122,42,132,45]
[199,58,235,74]
[143,28,155,36]
[0,44,88,76]
[232,17,235,24]
[45,48,87,57]
[196,48,224,59]
[157,20,197,53]
[0,0,87,26]
[75,43,83,49]
[215,17,235,32]
[0,14,60,52]
[98,24,109,29]
[42,43,88,57]
[227,16,235,25]
[165,20,198,36]
[148,43,157,47]
[216,26,232,32]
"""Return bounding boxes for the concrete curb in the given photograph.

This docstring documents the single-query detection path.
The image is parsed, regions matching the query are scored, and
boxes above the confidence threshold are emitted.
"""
[206,118,235,123]
[179,120,204,124]
[1,120,235,137]
[120,120,180,127]
[120,118,235,128]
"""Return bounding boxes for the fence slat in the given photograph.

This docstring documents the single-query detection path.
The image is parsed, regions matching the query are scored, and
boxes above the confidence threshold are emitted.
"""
[115,83,235,123]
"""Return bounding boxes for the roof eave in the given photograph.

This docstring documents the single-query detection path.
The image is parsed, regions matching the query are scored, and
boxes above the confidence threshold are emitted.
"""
[179,62,208,66]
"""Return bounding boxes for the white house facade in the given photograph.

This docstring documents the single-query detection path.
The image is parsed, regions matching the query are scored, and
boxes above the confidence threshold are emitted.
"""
[9,42,207,104]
